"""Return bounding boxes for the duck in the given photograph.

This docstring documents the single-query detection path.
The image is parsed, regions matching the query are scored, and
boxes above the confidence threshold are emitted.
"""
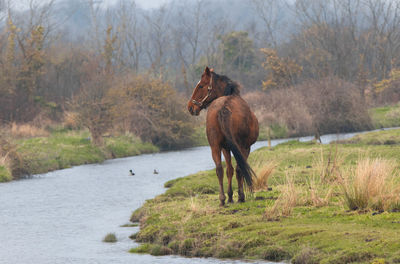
[153,169,159,174]
[129,169,135,176]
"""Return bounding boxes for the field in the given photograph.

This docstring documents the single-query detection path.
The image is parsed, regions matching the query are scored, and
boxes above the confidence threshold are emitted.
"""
[129,129,400,263]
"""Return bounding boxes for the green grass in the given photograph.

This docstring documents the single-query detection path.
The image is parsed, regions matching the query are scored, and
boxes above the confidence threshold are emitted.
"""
[15,130,105,175]
[191,126,208,146]
[370,103,400,128]
[0,130,159,181]
[337,128,400,145]
[0,165,12,182]
[129,129,400,263]
[258,124,289,141]
[105,134,159,158]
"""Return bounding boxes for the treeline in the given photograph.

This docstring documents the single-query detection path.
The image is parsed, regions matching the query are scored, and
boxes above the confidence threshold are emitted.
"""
[0,0,399,149]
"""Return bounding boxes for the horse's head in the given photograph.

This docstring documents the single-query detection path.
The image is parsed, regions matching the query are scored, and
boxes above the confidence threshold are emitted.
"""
[187,66,214,116]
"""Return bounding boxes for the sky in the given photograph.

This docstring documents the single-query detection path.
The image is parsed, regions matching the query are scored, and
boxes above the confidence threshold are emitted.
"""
[122,0,171,9]
[12,0,173,10]
[102,0,172,9]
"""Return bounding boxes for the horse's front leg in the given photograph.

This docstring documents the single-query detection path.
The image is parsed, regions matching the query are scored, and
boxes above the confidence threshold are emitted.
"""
[212,147,225,206]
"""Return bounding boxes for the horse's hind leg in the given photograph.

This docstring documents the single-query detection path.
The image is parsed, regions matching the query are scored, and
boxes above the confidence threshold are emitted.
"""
[222,148,234,203]
[236,166,245,203]
[236,147,251,203]
[212,146,225,206]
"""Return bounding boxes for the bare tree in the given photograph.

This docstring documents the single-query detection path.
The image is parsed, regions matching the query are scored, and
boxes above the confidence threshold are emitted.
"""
[251,0,287,48]
[142,5,171,77]
[114,0,143,73]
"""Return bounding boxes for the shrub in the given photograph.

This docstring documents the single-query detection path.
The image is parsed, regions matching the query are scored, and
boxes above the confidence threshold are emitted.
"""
[245,90,312,137]
[108,74,197,150]
[298,77,372,134]
[245,76,372,138]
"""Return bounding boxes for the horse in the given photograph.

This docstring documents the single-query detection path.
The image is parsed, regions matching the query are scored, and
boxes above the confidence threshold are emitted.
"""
[187,66,259,206]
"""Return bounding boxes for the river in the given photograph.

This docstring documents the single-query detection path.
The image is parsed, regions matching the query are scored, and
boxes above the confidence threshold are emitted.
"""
[0,129,393,264]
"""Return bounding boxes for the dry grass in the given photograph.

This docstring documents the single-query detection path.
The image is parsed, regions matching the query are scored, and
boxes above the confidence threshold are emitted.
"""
[188,197,216,216]
[305,174,333,207]
[265,172,297,220]
[253,162,276,191]
[10,122,49,138]
[313,146,343,182]
[341,158,400,211]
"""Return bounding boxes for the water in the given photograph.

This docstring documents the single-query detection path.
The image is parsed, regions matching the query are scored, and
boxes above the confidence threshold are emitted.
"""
[0,128,395,264]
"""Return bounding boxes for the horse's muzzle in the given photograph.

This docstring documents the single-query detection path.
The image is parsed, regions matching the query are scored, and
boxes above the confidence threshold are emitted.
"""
[188,102,200,116]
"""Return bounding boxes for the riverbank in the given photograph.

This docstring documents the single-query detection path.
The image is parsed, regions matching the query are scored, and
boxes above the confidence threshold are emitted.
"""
[129,128,400,263]
[256,103,400,141]
[1,103,399,183]
[0,129,158,182]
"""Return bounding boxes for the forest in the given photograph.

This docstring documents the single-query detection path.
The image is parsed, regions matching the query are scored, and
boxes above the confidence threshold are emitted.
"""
[0,0,399,150]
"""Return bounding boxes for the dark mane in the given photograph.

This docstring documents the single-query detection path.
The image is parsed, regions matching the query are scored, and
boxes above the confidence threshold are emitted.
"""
[213,73,241,96]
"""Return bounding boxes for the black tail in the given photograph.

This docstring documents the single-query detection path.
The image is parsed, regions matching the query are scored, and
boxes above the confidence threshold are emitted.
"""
[218,106,254,190]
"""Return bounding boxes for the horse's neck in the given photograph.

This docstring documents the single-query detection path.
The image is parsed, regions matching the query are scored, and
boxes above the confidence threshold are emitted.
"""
[216,81,234,97]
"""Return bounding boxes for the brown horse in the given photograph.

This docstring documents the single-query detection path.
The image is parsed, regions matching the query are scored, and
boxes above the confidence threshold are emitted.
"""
[187,67,259,206]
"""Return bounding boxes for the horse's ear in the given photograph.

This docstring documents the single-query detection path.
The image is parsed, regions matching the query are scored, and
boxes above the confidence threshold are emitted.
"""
[204,66,210,76]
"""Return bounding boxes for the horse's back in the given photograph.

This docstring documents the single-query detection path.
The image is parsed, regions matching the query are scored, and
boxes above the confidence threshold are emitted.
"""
[206,96,258,148]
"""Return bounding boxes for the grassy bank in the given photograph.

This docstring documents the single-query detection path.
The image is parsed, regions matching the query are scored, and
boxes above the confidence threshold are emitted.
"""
[0,129,158,182]
[370,103,400,129]
[129,129,400,263]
